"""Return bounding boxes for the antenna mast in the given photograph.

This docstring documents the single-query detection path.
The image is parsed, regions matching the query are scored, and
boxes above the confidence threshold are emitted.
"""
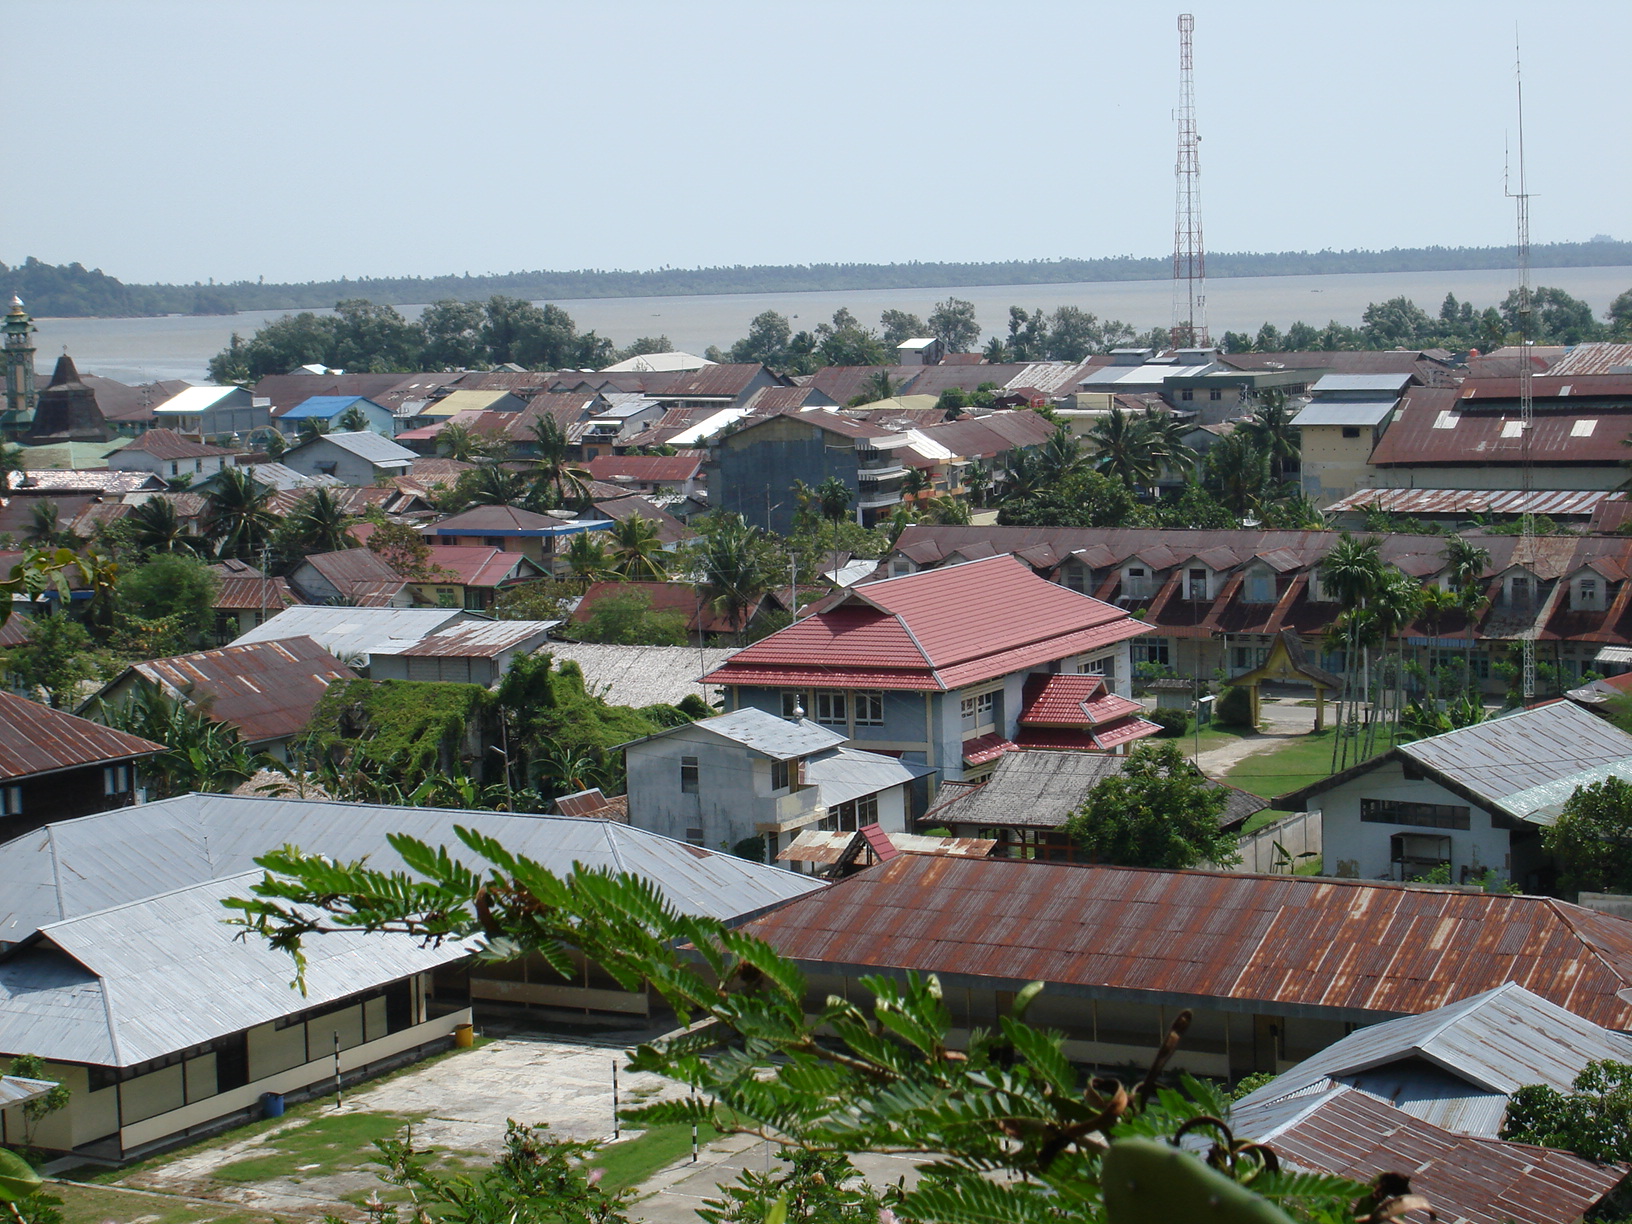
[1506,34,1535,700]
[1171,13,1208,349]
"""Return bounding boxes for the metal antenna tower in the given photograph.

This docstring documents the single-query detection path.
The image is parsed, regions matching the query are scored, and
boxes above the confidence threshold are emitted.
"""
[1505,33,1536,700]
[1171,13,1208,350]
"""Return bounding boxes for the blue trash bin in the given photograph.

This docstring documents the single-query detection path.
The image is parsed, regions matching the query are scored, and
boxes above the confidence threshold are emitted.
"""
[260,1091,285,1118]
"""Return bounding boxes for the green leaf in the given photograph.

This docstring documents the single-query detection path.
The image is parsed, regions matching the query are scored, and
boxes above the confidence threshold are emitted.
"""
[0,1148,41,1203]
[1102,1139,1295,1224]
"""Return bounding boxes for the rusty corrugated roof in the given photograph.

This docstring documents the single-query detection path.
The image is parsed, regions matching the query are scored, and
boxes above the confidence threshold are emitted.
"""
[0,691,164,781]
[744,855,1632,1028]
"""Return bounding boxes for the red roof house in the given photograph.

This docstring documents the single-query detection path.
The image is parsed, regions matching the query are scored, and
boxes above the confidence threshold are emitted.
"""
[701,554,1150,781]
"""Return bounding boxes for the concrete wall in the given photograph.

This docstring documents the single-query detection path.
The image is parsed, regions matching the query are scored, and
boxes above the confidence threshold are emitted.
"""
[1308,759,1512,884]
[283,440,391,487]
[1299,425,1382,507]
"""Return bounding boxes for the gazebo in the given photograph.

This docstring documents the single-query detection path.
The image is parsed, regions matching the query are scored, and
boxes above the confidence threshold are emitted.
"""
[1227,629,1342,731]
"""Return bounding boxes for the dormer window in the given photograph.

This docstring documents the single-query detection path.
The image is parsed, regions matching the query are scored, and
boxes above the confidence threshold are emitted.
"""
[1186,568,1209,601]
[1508,575,1532,607]
[1575,576,1603,611]
[1245,568,1275,604]
[1123,566,1152,598]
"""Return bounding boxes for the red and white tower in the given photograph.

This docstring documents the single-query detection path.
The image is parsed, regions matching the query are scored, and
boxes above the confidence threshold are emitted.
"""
[1171,13,1208,349]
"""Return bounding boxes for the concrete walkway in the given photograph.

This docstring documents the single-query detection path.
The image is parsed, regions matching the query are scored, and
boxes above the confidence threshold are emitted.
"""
[1192,698,1321,777]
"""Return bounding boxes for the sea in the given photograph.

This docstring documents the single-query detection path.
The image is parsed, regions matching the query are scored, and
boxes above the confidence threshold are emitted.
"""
[28,265,1632,385]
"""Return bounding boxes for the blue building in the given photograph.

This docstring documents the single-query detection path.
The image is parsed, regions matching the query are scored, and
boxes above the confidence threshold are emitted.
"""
[276,395,396,437]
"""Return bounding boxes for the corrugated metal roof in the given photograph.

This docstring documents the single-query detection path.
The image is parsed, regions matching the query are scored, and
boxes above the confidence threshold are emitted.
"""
[1309,373,1415,394]
[93,637,357,745]
[386,620,556,659]
[1234,982,1632,1137]
[287,430,416,465]
[1326,488,1621,518]
[1234,1085,1622,1224]
[743,855,1632,1028]
[778,828,996,866]
[116,428,232,460]
[152,385,239,415]
[806,746,935,808]
[417,545,541,588]
[280,395,384,420]
[0,1076,58,1108]
[0,793,826,949]
[231,605,482,663]
[1290,400,1397,428]
[0,871,470,1066]
[540,642,737,708]
[676,708,846,759]
[585,455,702,483]
[1548,342,1632,377]
[0,691,164,783]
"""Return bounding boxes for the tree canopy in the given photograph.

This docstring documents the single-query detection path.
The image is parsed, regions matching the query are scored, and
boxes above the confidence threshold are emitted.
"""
[1541,775,1632,895]
[1062,741,1237,869]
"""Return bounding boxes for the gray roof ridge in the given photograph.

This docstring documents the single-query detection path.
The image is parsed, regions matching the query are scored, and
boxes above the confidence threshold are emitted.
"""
[46,822,66,922]
[98,969,126,1067]
[40,868,263,933]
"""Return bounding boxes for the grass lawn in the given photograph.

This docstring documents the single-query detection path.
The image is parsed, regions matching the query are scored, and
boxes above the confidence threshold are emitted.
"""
[53,1181,280,1224]
[591,1121,723,1194]
[209,1109,419,1183]
[1223,729,1385,800]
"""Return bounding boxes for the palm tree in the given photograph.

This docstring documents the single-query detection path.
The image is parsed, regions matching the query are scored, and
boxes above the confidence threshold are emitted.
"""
[983,337,1012,363]
[1086,408,1161,490]
[1003,449,1049,500]
[608,514,670,582]
[1141,408,1199,476]
[564,531,615,580]
[698,513,778,643]
[98,679,273,798]
[24,500,63,546]
[0,442,25,492]
[203,467,277,561]
[963,459,992,507]
[337,404,371,432]
[815,476,853,524]
[1204,432,1271,517]
[1441,535,1492,593]
[261,430,289,461]
[439,421,497,463]
[864,369,901,403]
[297,417,330,443]
[466,464,529,507]
[1039,426,1087,485]
[528,415,591,506]
[127,496,196,555]
[1238,392,1301,484]
[288,487,355,555]
[1321,534,1388,770]
[902,466,934,500]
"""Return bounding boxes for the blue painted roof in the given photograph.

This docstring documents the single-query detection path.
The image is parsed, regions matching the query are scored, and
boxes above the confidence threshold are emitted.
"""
[282,395,385,420]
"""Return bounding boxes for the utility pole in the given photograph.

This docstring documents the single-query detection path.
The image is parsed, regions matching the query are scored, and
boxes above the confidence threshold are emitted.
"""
[1506,32,1536,701]
[1171,14,1209,350]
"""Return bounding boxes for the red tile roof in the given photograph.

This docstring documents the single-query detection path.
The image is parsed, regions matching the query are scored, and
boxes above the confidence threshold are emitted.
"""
[585,454,703,483]
[962,733,1017,765]
[704,555,1147,692]
[746,855,1632,1028]
[0,691,164,781]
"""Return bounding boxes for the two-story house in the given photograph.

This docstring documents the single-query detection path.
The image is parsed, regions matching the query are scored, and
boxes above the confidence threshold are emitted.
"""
[280,431,416,485]
[0,691,164,840]
[623,706,932,862]
[700,554,1156,786]
[105,428,234,483]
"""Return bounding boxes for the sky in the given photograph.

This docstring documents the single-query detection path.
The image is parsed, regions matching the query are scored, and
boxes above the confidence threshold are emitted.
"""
[12,0,1631,286]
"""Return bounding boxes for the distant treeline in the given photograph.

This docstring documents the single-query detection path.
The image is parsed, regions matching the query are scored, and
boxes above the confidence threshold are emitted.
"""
[8,241,1632,319]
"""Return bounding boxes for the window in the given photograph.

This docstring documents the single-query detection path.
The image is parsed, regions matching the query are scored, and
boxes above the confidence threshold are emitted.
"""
[1509,576,1532,607]
[685,826,704,846]
[1244,569,1274,604]
[1078,656,1111,678]
[195,459,204,473]
[1062,564,1089,593]
[680,756,699,794]
[890,559,912,577]
[170,462,179,476]
[1231,645,1268,671]
[1361,798,1470,829]
[781,690,810,719]
[1132,638,1170,667]
[0,786,20,817]
[1209,388,1222,401]
[434,587,459,608]
[1186,568,1208,600]
[814,691,848,726]
[771,759,790,791]
[1390,833,1450,880]
[104,764,133,797]
[1577,578,1602,611]
[1341,426,1361,439]
[1123,566,1151,598]
[824,792,879,832]
[854,691,884,726]
[961,689,996,731]
[1180,389,1194,402]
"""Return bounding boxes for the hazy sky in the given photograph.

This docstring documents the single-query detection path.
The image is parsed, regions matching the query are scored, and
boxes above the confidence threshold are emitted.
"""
[13,0,1630,285]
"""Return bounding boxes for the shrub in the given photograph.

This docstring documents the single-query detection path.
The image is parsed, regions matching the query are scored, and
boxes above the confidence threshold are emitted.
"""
[1147,707,1190,737]
[1213,685,1254,728]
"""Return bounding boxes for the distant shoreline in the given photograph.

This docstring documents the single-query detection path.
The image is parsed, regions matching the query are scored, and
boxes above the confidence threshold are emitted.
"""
[12,240,1632,320]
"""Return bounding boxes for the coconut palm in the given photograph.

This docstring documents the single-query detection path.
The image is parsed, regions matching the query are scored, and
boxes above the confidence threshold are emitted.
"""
[1238,392,1301,483]
[1038,426,1087,485]
[963,459,992,507]
[99,678,274,798]
[439,421,499,464]
[0,442,25,492]
[1321,534,1389,769]
[528,415,591,506]
[1441,535,1492,593]
[865,369,902,403]
[297,417,330,443]
[564,531,615,580]
[202,467,277,560]
[815,476,853,524]
[287,487,356,555]
[1141,408,1199,475]
[24,500,64,546]
[466,464,530,507]
[698,513,778,643]
[608,514,670,582]
[902,466,934,499]
[126,496,197,555]
[1204,432,1271,517]
[1086,408,1161,490]
[337,404,372,432]
[1003,449,1050,501]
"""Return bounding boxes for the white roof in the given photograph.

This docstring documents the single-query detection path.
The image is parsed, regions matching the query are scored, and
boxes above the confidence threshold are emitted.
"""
[685,708,847,759]
[536,642,737,708]
[669,407,751,446]
[1290,400,1398,428]
[231,605,482,663]
[896,337,938,350]
[601,351,715,373]
[900,428,958,462]
[807,746,935,807]
[236,463,345,491]
[153,385,239,414]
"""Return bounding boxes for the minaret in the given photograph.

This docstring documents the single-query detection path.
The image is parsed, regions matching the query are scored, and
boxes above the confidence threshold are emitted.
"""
[4,296,38,424]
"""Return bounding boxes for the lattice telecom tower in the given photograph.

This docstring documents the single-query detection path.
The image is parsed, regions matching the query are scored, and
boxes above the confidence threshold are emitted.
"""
[1507,36,1536,700]
[1171,13,1208,349]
